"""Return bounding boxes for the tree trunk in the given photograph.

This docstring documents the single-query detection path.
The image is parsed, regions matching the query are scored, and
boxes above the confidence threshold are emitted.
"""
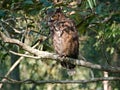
[10,45,21,90]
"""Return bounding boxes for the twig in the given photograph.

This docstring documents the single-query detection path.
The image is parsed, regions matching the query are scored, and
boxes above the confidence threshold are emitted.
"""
[0,76,120,84]
[9,51,40,59]
[0,20,24,34]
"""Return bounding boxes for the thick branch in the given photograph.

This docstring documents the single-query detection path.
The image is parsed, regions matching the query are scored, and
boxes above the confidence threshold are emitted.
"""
[0,77,120,84]
[1,31,120,73]
[0,31,54,57]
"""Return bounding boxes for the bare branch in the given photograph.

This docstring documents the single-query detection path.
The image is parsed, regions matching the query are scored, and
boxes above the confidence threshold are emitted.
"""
[0,31,53,57]
[0,20,24,34]
[9,51,40,59]
[1,31,120,73]
[0,41,40,88]
[0,76,120,84]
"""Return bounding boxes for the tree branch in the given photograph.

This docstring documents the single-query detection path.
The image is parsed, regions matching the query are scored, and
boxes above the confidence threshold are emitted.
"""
[0,41,40,88]
[1,31,120,73]
[0,76,120,84]
[0,20,24,34]
[9,50,40,59]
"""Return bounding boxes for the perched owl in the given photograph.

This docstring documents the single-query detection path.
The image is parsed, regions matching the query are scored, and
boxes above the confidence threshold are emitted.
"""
[47,8,79,75]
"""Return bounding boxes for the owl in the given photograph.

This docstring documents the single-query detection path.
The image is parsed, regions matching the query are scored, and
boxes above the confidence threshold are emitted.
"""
[47,8,79,75]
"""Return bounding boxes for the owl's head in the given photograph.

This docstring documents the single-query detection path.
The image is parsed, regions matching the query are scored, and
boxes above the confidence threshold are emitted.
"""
[55,7,62,13]
[48,7,64,22]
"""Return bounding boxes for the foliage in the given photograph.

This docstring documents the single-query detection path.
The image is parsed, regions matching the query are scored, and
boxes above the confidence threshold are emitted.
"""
[0,0,120,90]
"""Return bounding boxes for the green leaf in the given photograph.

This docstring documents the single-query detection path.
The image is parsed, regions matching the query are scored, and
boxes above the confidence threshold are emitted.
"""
[93,0,96,6]
[0,10,6,18]
[39,0,52,7]
[23,0,34,5]
[87,0,94,9]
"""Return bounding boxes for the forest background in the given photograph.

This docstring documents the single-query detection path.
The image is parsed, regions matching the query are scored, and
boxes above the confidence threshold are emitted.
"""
[0,0,120,90]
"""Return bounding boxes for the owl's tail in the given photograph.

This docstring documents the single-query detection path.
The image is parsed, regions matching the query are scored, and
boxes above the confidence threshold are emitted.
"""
[61,61,76,76]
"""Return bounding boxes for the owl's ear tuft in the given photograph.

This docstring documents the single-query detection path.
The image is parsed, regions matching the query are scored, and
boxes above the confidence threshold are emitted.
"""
[55,7,62,13]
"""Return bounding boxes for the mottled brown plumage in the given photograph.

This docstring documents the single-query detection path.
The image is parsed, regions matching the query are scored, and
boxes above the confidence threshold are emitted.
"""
[47,8,79,74]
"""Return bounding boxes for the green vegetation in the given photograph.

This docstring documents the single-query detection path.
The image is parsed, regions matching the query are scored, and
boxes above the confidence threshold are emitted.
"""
[0,0,120,90]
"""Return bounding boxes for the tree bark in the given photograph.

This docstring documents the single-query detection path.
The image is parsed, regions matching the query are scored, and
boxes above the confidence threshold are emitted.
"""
[9,45,20,90]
